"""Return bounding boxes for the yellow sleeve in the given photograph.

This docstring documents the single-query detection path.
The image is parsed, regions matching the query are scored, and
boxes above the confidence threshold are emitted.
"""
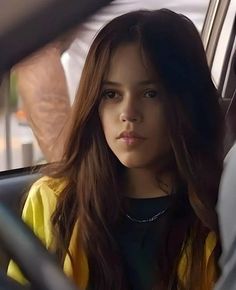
[178,231,217,288]
[205,231,216,263]
[7,176,60,284]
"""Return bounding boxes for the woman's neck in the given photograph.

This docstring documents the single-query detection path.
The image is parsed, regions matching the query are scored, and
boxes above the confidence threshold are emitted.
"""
[123,167,174,199]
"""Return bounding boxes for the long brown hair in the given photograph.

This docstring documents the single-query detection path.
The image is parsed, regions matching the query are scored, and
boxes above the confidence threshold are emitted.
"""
[46,9,224,290]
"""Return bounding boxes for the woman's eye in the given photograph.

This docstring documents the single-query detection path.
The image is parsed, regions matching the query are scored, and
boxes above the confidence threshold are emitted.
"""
[144,90,158,98]
[102,90,118,100]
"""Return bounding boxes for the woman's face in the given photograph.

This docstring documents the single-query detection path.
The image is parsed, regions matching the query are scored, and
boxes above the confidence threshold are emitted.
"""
[99,42,171,169]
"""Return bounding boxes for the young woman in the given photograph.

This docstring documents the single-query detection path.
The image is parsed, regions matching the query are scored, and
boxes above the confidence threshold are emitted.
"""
[8,9,224,290]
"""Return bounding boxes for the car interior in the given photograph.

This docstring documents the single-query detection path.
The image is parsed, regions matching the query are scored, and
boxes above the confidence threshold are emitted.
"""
[0,0,112,289]
[0,0,235,289]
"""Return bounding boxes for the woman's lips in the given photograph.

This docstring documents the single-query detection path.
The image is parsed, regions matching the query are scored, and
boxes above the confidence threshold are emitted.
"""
[117,131,146,145]
[120,136,145,145]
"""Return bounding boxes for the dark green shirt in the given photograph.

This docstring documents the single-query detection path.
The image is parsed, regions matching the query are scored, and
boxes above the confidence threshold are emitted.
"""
[115,195,172,290]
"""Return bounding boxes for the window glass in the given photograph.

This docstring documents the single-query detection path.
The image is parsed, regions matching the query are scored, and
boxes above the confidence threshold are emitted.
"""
[0,73,44,171]
[0,1,214,172]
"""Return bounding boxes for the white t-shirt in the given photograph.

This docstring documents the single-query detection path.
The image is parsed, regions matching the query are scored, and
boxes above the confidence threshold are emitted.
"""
[61,0,210,102]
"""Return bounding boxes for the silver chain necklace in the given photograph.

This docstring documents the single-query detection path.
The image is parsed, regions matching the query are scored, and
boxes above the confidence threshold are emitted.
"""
[125,208,168,223]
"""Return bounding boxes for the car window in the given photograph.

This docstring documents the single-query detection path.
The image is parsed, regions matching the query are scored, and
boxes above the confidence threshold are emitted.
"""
[211,0,236,95]
[1,0,233,172]
[0,74,44,171]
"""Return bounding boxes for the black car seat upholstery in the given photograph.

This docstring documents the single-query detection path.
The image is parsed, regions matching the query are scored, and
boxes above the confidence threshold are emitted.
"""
[0,167,41,272]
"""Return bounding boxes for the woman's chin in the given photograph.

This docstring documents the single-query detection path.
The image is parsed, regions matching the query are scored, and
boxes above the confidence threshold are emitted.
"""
[119,158,147,169]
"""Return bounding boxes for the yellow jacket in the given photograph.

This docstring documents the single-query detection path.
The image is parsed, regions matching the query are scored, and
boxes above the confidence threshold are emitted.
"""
[7,176,216,289]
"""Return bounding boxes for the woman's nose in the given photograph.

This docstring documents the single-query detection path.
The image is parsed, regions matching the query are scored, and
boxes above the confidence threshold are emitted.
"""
[119,99,142,123]
[120,112,141,122]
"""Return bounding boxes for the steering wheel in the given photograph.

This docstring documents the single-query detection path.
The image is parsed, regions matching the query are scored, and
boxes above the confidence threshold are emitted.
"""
[0,204,79,290]
[0,271,30,290]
